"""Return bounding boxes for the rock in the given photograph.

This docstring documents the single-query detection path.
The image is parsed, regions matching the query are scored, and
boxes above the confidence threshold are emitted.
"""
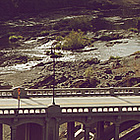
[84,58,100,65]
[114,75,122,80]
[0,82,12,89]
[71,79,90,88]
[71,77,100,88]
[104,69,112,74]
[112,60,122,69]
[31,75,54,88]
[57,76,67,84]
[35,62,45,67]
[115,77,140,87]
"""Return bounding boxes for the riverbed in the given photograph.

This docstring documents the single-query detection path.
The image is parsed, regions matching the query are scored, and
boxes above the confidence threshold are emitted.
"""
[0,8,140,75]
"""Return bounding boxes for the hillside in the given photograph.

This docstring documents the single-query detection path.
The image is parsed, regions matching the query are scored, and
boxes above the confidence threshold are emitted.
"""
[0,0,140,17]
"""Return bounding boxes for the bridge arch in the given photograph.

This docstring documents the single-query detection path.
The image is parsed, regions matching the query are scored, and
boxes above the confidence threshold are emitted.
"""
[16,123,43,140]
[119,120,140,140]
[15,118,44,127]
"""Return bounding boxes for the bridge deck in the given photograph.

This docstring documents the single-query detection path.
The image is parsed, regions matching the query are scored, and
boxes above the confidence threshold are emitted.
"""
[1,96,140,108]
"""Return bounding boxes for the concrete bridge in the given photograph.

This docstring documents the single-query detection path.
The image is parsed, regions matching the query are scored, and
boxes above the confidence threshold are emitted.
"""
[0,87,140,140]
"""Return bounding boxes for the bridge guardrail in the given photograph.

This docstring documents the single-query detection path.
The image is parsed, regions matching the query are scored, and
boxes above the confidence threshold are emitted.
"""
[0,108,47,116]
[0,87,140,98]
[61,106,140,114]
[0,105,140,116]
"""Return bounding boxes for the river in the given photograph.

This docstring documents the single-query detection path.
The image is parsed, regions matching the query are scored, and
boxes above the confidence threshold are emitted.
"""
[0,8,140,74]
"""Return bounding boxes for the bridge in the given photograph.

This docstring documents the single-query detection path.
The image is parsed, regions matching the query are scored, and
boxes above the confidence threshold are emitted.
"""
[0,87,140,140]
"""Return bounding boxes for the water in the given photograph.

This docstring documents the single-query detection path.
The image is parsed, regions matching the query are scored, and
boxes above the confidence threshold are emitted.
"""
[0,8,140,74]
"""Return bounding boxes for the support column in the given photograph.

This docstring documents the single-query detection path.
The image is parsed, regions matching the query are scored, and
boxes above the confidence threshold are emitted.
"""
[96,121,104,140]
[45,119,49,140]
[46,118,59,140]
[42,126,45,140]
[115,123,120,140]
[0,124,2,140]
[67,122,75,140]
[25,124,30,140]
[11,126,16,140]
[84,124,90,140]
[55,119,59,140]
[46,105,61,140]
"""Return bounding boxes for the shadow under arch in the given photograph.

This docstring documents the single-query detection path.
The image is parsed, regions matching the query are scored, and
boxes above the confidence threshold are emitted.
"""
[16,123,43,140]
[120,120,140,140]
[103,120,140,140]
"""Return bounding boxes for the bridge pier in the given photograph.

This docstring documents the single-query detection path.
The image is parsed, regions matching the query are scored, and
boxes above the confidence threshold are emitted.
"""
[46,105,60,140]
[84,124,90,140]
[115,123,120,140]
[96,121,104,140]
[0,124,2,140]
[67,122,75,140]
[11,126,16,140]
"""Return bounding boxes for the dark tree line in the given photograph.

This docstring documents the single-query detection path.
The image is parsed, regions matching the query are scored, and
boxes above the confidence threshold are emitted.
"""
[0,0,119,17]
[0,0,88,16]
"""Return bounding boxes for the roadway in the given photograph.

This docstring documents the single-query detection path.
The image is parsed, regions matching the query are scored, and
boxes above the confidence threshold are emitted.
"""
[1,95,140,108]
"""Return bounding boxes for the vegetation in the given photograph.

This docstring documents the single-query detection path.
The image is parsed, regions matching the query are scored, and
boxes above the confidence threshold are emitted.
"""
[109,56,121,60]
[55,30,88,50]
[128,28,138,32]
[84,67,95,78]
[132,51,140,55]
[9,35,23,42]
[53,16,94,32]
[0,0,140,17]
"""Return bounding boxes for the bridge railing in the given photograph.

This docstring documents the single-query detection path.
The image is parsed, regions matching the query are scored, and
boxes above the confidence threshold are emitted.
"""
[61,106,140,114]
[0,108,47,115]
[0,87,140,98]
[0,105,140,116]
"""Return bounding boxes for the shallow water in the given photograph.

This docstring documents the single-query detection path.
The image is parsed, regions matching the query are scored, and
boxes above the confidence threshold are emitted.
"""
[0,8,140,74]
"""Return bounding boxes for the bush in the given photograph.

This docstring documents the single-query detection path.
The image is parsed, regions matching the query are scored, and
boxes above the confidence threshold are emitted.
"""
[128,28,138,33]
[109,56,121,60]
[133,51,140,55]
[84,67,95,78]
[53,16,93,31]
[59,30,87,50]
[9,35,23,42]
[68,16,93,31]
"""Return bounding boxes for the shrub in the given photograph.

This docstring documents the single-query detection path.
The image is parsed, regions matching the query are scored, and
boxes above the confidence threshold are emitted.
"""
[84,67,95,78]
[68,16,93,31]
[133,51,140,55]
[9,35,23,42]
[128,28,138,33]
[53,16,93,31]
[109,56,121,60]
[59,30,87,50]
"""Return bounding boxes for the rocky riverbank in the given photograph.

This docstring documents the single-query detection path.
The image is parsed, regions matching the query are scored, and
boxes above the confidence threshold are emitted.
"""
[0,50,140,89]
[0,7,140,89]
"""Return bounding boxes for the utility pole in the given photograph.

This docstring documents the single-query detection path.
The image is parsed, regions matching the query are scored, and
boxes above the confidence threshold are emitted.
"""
[50,42,57,105]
